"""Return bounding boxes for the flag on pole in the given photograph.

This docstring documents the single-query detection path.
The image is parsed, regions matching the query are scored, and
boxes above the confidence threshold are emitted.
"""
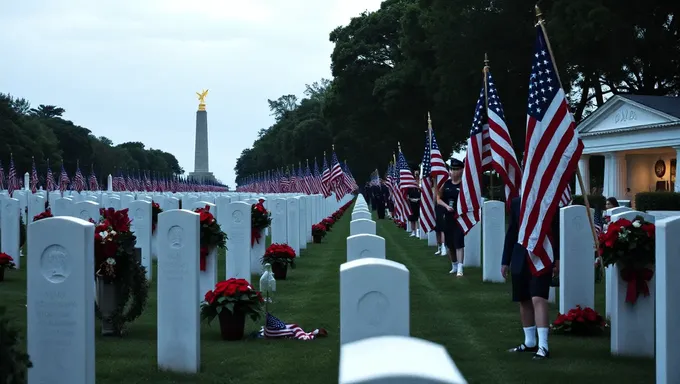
[30,158,39,193]
[419,130,436,233]
[518,24,584,276]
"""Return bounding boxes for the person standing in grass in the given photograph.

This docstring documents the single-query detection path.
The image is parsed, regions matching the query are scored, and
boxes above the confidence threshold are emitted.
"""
[407,170,422,237]
[501,196,560,360]
[437,158,465,276]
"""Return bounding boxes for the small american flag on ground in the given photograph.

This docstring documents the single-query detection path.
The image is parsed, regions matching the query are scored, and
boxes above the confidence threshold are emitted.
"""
[262,313,327,340]
[593,206,604,235]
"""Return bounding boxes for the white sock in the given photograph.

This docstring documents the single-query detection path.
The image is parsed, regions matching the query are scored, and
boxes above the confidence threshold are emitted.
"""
[523,326,537,347]
[537,327,549,351]
[457,263,464,274]
[451,262,457,271]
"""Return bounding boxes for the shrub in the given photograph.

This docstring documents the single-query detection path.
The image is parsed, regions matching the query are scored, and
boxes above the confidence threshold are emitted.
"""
[0,306,32,384]
[635,192,680,212]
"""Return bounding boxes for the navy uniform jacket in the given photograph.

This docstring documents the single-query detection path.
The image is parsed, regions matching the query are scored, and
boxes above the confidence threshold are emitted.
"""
[502,197,560,275]
[380,184,389,200]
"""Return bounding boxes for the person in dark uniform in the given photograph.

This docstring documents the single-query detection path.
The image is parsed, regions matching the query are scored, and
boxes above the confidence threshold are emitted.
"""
[370,182,380,212]
[407,170,422,237]
[436,158,465,276]
[362,182,370,206]
[502,196,560,360]
[380,179,390,219]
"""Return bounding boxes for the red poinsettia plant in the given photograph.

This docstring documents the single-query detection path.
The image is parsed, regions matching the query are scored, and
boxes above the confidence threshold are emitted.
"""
[394,219,406,229]
[200,278,264,324]
[151,201,163,234]
[33,209,53,222]
[0,253,16,270]
[312,223,327,237]
[251,199,272,247]
[552,305,606,336]
[322,217,335,231]
[94,208,137,282]
[261,243,296,268]
[598,215,655,304]
[195,205,227,271]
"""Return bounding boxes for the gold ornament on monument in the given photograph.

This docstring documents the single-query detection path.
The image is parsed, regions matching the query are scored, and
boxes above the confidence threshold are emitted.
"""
[196,89,209,111]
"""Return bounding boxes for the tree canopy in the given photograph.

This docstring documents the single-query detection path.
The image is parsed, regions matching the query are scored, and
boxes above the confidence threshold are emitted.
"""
[0,93,183,182]
[234,0,679,185]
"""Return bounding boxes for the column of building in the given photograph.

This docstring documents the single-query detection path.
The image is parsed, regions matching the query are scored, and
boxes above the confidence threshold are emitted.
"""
[602,152,627,200]
[674,146,680,192]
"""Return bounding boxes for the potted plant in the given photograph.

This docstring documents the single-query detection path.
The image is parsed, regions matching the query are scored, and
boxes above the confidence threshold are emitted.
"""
[251,199,271,247]
[598,215,655,304]
[311,224,326,243]
[195,205,227,271]
[0,253,16,282]
[0,306,33,383]
[94,208,149,336]
[200,278,264,341]
[33,209,53,222]
[551,305,607,336]
[261,243,296,280]
[322,217,334,231]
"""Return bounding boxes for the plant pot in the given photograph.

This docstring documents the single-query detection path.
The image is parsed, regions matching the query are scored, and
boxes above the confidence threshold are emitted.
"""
[313,235,322,244]
[96,278,121,336]
[271,263,288,280]
[218,310,246,341]
[0,267,5,282]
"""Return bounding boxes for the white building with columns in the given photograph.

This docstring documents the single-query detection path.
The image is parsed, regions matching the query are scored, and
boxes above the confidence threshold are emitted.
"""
[576,95,680,200]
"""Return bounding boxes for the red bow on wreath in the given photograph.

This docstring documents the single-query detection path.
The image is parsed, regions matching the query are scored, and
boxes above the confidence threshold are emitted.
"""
[251,230,262,247]
[620,267,654,304]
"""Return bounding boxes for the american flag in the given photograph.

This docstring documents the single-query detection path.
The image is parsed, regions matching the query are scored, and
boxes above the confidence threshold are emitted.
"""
[330,151,346,200]
[73,163,86,192]
[0,161,5,191]
[59,164,70,193]
[518,25,584,276]
[304,161,314,194]
[89,166,99,191]
[593,206,603,235]
[45,160,56,191]
[396,150,415,218]
[30,158,39,193]
[560,184,572,207]
[430,131,449,189]
[263,313,326,340]
[457,69,521,234]
[8,157,18,197]
[314,159,325,195]
[419,130,436,233]
[321,155,332,197]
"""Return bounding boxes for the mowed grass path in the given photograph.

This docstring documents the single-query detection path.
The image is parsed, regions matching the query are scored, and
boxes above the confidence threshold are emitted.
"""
[2,203,655,383]
[377,216,655,384]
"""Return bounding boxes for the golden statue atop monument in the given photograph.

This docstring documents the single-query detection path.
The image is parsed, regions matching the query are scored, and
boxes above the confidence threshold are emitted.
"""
[196,89,209,111]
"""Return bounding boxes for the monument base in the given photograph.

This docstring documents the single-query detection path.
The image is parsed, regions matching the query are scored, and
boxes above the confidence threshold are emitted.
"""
[188,171,216,183]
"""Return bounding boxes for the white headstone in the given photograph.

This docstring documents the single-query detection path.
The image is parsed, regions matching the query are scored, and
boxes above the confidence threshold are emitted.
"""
[347,234,386,262]
[225,202,252,280]
[27,217,95,384]
[340,258,409,345]
[157,209,200,373]
[305,195,313,243]
[559,205,595,313]
[271,198,287,244]
[1,198,21,268]
[129,200,153,280]
[299,196,307,250]
[350,219,376,236]
[339,336,467,384]
[482,201,505,283]
[72,201,100,222]
[463,215,481,267]
[28,194,46,223]
[656,216,680,384]
[352,211,371,221]
[286,198,300,256]
[165,197,180,210]
[52,197,74,217]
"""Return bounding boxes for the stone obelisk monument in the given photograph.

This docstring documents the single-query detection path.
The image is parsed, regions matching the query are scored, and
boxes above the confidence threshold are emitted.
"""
[188,89,215,182]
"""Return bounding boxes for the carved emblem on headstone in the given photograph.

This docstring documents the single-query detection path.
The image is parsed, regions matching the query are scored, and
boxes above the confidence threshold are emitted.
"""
[135,208,144,221]
[232,210,243,224]
[168,226,184,249]
[79,210,90,220]
[276,202,283,214]
[40,245,70,283]
[357,291,390,327]
[359,249,372,258]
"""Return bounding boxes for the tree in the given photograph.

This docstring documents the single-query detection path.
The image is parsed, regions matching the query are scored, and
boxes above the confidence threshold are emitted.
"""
[267,95,299,121]
[30,104,65,119]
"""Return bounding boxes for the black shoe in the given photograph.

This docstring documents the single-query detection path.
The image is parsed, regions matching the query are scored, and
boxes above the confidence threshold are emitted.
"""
[507,343,538,353]
[533,347,550,360]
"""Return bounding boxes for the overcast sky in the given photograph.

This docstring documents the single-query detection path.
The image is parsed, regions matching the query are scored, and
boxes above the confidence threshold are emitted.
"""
[0,0,384,186]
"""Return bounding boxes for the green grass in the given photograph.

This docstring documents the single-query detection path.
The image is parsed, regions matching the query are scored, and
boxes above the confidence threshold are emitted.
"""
[1,205,654,383]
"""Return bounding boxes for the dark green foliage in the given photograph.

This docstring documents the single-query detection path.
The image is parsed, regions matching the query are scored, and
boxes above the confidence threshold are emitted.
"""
[0,94,183,182]
[235,0,680,184]
[0,306,32,384]
[572,194,607,210]
[635,192,680,211]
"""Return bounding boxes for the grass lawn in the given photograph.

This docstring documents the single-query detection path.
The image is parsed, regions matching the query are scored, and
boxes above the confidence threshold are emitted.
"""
[1,203,654,383]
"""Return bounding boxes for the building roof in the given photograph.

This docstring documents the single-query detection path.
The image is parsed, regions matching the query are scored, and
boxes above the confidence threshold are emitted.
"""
[618,94,680,119]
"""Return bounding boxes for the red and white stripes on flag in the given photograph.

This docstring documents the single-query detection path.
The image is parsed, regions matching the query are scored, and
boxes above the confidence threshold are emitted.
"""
[560,184,572,207]
[518,25,584,276]
[457,69,521,234]
[419,131,436,233]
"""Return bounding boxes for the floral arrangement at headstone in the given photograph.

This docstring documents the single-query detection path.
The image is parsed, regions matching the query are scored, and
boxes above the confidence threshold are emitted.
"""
[251,199,271,247]
[394,219,406,230]
[93,207,149,336]
[33,209,53,222]
[0,306,33,383]
[200,278,264,341]
[322,217,335,231]
[598,215,655,304]
[551,305,607,336]
[151,201,163,234]
[0,253,16,282]
[261,243,296,280]
[194,205,227,271]
[311,223,326,243]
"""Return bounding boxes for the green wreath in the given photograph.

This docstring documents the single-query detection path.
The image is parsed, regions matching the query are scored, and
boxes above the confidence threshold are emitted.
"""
[94,231,149,336]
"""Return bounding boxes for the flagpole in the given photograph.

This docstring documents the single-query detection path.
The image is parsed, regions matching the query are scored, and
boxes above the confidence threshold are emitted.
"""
[427,112,437,200]
[482,55,495,201]
[535,5,598,250]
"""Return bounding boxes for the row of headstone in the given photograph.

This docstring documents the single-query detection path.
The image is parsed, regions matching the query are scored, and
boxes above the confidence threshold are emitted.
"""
[338,195,467,383]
